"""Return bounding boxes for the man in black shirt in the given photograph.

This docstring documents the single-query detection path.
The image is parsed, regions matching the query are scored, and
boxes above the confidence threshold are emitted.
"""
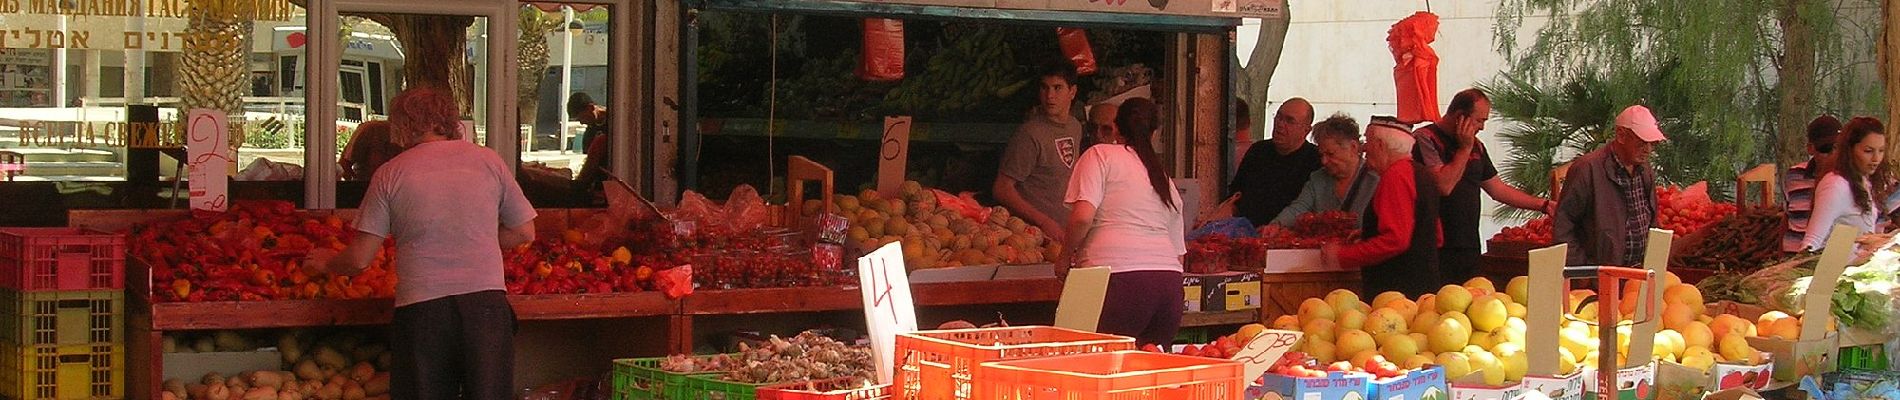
[1230,98,1321,225]
[1412,89,1552,283]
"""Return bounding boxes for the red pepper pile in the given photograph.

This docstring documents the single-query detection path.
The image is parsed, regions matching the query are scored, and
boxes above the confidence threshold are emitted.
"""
[1492,217,1553,245]
[130,201,397,302]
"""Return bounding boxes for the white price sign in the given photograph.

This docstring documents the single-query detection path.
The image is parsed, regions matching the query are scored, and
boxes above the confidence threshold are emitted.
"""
[1231,329,1304,381]
[858,242,918,385]
[185,109,232,212]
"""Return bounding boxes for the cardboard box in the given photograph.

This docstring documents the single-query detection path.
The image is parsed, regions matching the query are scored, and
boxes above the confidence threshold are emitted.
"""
[161,349,282,381]
[1369,365,1449,400]
[1202,271,1262,312]
[1654,357,1774,400]
[1449,381,1524,400]
[1264,249,1327,274]
[1250,371,1373,400]
[1742,226,1858,383]
[1708,361,1772,391]
[1582,363,1657,400]
[1184,274,1206,313]
[1521,373,1585,400]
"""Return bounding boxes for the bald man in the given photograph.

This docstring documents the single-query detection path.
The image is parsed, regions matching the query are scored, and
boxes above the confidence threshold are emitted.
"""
[1229,98,1322,225]
[1087,102,1119,149]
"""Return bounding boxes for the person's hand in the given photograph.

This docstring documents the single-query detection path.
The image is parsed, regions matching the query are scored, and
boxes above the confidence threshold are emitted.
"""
[1042,223,1068,244]
[1320,243,1342,270]
[1456,115,1481,150]
[1051,252,1074,281]
[302,248,339,277]
[1541,199,1557,215]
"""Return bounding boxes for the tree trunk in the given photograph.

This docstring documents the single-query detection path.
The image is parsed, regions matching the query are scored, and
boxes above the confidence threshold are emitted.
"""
[366,14,476,113]
[1776,0,1818,169]
[518,9,558,145]
[1234,7,1293,140]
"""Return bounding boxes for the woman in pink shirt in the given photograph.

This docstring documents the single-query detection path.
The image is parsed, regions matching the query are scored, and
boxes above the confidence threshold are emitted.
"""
[1059,98,1186,346]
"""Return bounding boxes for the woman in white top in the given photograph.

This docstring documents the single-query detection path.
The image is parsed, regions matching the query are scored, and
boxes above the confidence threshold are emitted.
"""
[1060,98,1186,346]
[1804,117,1888,251]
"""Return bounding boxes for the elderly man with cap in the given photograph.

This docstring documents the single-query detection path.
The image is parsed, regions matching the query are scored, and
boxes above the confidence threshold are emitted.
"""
[1322,116,1441,297]
[1554,105,1667,266]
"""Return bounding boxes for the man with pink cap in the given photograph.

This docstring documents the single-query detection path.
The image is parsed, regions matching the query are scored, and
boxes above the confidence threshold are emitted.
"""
[1553,105,1668,266]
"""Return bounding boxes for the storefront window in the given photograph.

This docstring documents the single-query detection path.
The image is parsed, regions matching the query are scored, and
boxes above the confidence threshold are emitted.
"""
[0,1,308,223]
[330,13,491,208]
[515,4,612,208]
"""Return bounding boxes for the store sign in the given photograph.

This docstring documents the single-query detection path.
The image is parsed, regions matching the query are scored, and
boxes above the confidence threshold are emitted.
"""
[1238,0,1283,19]
[857,242,917,385]
[186,109,233,211]
[0,0,296,50]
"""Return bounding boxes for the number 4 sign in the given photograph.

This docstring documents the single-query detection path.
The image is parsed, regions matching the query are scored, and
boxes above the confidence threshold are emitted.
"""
[858,242,918,385]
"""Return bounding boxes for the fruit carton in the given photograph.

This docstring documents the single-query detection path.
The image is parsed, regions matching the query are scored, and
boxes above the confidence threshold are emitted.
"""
[1581,362,1656,400]
[1521,372,1585,400]
[1184,275,1205,313]
[1250,371,1372,400]
[1652,361,1709,400]
[1448,380,1522,400]
[1368,365,1449,400]
[1709,360,1772,391]
[1744,226,1853,383]
[1201,271,1261,312]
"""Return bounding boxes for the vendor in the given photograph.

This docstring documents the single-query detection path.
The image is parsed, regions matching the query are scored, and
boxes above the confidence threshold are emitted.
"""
[1270,113,1379,226]
[1783,115,1843,252]
[1085,102,1119,150]
[995,61,1084,243]
[1412,89,1552,283]
[1322,117,1441,297]
[1802,117,1888,251]
[1230,98,1320,225]
[569,93,612,204]
[1554,105,1666,266]
[1059,98,1186,347]
[305,86,538,400]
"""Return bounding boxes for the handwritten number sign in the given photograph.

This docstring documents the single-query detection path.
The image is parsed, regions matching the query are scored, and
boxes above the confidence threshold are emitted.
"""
[876,116,911,198]
[186,109,232,212]
[1231,329,1304,382]
[858,242,917,385]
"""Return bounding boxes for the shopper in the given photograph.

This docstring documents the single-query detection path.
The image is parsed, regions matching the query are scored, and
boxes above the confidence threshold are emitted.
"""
[1413,88,1551,282]
[1802,117,1889,251]
[568,92,612,203]
[1230,97,1320,225]
[1270,113,1380,226]
[305,86,537,400]
[1553,105,1665,266]
[996,61,1085,243]
[1086,102,1119,150]
[1782,115,1844,252]
[1058,98,1186,347]
[339,120,403,181]
[1322,116,1441,298]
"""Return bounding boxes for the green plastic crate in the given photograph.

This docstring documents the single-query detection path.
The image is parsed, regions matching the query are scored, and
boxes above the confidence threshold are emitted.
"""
[0,289,122,347]
[612,357,723,400]
[1839,344,1889,371]
[681,375,769,400]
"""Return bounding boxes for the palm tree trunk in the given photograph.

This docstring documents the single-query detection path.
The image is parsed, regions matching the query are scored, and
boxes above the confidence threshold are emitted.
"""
[1776,0,1818,169]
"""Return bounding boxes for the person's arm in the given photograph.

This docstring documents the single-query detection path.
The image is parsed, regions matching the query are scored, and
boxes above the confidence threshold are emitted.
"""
[1270,176,1326,226]
[1334,169,1416,270]
[1481,177,1553,214]
[1422,119,1479,197]
[995,176,1063,242]
[500,221,536,248]
[1804,176,1852,250]
[498,155,541,246]
[305,232,384,277]
[1552,163,1593,247]
[1060,200,1098,272]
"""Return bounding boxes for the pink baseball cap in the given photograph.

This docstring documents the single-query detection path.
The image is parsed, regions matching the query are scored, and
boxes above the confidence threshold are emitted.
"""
[1616,105,1667,142]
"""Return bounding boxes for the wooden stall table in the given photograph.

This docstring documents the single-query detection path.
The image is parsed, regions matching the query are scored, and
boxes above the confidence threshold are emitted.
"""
[1257,271,1363,322]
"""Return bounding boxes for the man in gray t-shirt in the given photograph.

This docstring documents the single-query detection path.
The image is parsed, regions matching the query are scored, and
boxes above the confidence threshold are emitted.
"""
[996,62,1084,242]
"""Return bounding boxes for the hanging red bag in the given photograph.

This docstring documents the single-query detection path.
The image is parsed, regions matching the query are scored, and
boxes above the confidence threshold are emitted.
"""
[1057,27,1098,76]
[1387,12,1441,125]
[859,18,905,81]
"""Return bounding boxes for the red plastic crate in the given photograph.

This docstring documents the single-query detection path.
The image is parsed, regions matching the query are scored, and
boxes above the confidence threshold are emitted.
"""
[0,228,124,292]
[894,326,1134,400]
[756,378,888,400]
[973,351,1244,400]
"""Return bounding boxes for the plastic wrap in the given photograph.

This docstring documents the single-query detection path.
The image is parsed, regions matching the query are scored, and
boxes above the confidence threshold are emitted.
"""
[1057,27,1097,76]
[723,185,771,233]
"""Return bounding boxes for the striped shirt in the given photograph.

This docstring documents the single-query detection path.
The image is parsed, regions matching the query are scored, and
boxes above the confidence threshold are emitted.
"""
[1782,161,1819,252]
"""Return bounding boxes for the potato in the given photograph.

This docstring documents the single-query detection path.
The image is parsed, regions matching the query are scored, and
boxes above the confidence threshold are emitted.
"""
[375,353,390,370]
[294,360,324,381]
[364,395,388,400]
[206,383,231,400]
[242,387,279,400]
[341,382,365,400]
[349,344,384,366]
[226,376,251,393]
[247,371,286,390]
[316,382,343,400]
[162,391,180,400]
[187,384,208,400]
[298,380,322,397]
[312,347,350,371]
[362,373,389,397]
[347,362,374,383]
[164,379,188,400]
[203,373,227,386]
[193,337,217,353]
[325,373,349,387]
[163,336,179,353]
[278,388,304,400]
[214,331,252,352]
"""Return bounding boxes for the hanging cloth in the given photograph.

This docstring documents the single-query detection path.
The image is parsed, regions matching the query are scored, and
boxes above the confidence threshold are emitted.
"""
[1388,11,1441,125]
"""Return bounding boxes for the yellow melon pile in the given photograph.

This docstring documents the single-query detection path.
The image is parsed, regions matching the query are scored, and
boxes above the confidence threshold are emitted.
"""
[808,181,1056,269]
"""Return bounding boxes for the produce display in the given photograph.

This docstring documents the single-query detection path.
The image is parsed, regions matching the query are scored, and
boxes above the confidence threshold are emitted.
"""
[161,329,391,400]
[826,182,1055,270]
[655,331,874,384]
[1265,275,1773,388]
[1144,323,1269,359]
[131,201,396,302]
[1655,183,1740,236]
[1186,211,1359,273]
[1701,248,1897,333]
[1491,217,1552,245]
[1669,206,1788,271]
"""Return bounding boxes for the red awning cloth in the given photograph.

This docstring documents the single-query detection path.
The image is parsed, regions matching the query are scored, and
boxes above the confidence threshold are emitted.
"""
[1387,11,1441,125]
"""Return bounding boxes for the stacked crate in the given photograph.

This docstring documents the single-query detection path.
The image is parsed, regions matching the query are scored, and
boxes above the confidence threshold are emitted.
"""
[0,228,125,400]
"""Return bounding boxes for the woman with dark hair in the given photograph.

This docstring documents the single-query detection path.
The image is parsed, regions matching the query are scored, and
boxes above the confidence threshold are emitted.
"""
[1804,117,1888,251]
[1059,97,1186,346]
[338,120,404,181]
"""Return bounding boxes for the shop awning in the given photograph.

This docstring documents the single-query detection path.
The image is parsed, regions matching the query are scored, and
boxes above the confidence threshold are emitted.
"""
[694,0,1243,32]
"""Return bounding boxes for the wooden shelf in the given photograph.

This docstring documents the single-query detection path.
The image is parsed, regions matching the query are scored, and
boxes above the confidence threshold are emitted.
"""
[1180,310,1259,327]
[680,278,1063,315]
[141,292,682,330]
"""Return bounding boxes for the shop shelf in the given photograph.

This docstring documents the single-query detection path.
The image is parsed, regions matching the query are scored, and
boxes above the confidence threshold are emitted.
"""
[0,289,121,347]
[973,350,1243,400]
[0,228,124,292]
[894,325,1134,400]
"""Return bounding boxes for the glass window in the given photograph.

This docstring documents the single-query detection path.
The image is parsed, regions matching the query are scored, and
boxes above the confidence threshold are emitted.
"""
[331,13,491,208]
[513,3,613,208]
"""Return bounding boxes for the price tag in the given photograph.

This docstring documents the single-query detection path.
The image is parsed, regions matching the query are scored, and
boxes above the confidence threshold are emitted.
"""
[185,109,231,212]
[876,116,911,199]
[858,242,918,385]
[1231,329,1303,382]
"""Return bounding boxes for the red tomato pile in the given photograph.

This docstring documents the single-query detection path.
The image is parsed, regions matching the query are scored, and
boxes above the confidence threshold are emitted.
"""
[1492,217,1553,245]
[1139,335,1244,359]
[1266,352,1406,380]
[1656,185,1739,236]
[130,201,397,302]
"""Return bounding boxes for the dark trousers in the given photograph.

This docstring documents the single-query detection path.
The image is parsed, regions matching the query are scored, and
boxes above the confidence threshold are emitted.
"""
[391,290,516,400]
[1439,247,1480,284]
[1096,270,1185,346]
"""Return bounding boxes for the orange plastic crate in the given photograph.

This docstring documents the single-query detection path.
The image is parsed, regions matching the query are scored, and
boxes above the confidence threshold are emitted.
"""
[756,378,889,400]
[0,228,124,292]
[894,326,1134,400]
[972,351,1243,400]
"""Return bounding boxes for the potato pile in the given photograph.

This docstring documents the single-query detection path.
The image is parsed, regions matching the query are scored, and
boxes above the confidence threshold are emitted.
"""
[163,330,392,400]
[811,181,1056,270]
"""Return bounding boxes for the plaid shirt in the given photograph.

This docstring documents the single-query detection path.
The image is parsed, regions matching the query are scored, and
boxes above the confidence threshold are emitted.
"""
[1609,155,1653,265]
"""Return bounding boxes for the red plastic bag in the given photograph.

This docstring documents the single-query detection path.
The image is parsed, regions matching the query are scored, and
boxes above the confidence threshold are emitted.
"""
[859,18,904,81]
[1387,12,1441,124]
[654,265,693,299]
[931,189,989,223]
[1057,28,1097,76]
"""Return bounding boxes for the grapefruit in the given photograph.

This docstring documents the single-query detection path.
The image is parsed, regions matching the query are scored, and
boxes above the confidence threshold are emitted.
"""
[1437,285,1474,314]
